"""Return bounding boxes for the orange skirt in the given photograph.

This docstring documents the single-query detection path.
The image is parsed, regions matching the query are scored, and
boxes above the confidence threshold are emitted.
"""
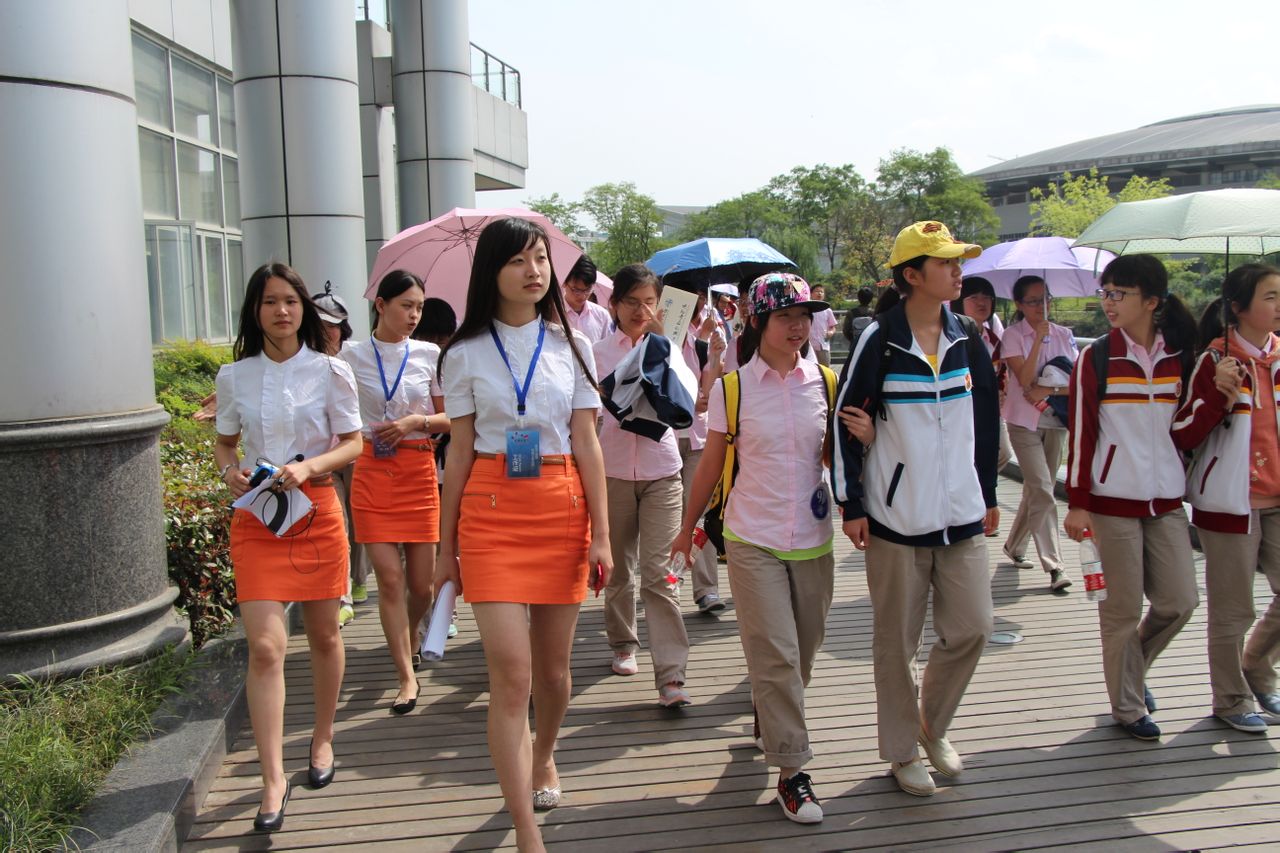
[230,480,348,602]
[458,455,591,604]
[351,439,440,543]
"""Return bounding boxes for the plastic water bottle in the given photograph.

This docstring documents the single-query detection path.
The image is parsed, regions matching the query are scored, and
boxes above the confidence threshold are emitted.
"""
[666,523,709,591]
[1080,532,1107,602]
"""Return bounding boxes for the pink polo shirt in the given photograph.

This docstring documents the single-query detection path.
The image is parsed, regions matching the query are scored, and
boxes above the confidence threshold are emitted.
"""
[1000,318,1080,430]
[678,331,710,450]
[708,353,832,554]
[593,330,683,481]
[566,299,613,344]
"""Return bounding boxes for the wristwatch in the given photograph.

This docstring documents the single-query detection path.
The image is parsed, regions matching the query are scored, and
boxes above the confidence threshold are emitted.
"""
[219,462,236,480]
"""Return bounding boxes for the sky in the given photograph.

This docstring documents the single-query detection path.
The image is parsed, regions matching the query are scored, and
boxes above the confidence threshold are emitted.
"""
[468,0,1277,212]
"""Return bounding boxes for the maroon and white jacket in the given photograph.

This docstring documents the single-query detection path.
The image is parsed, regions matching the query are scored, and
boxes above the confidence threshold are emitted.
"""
[1066,329,1187,517]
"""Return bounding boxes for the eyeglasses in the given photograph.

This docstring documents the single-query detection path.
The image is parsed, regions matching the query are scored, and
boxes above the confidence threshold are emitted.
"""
[1095,288,1137,303]
[1019,296,1053,307]
[565,285,593,296]
[619,297,658,311]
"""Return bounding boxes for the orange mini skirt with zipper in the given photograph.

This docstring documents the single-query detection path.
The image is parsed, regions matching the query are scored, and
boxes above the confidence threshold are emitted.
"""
[458,454,591,604]
[351,438,439,543]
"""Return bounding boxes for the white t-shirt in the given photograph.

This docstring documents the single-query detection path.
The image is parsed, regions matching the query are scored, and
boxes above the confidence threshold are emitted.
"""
[809,307,837,353]
[340,337,441,439]
[215,347,362,467]
[441,319,600,455]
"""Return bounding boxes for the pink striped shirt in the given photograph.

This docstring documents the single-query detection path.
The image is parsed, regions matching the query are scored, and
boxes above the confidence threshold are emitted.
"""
[593,331,683,481]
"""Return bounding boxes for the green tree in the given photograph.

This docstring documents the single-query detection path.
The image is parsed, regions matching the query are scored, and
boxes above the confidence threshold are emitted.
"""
[579,182,666,271]
[526,192,584,245]
[767,164,863,269]
[876,147,1000,244]
[760,226,821,282]
[836,186,895,283]
[1257,172,1280,190]
[1028,168,1172,238]
[678,189,790,240]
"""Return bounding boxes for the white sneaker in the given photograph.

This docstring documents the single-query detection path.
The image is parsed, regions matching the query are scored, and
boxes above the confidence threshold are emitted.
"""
[611,651,638,676]
[1002,542,1035,569]
[892,759,936,796]
[918,732,963,777]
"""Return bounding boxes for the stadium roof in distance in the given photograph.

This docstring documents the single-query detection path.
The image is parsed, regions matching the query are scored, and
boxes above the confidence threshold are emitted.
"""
[971,105,1280,182]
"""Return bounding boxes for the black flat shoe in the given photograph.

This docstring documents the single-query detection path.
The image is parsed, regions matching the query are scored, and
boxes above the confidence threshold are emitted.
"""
[390,682,420,715]
[253,780,291,833]
[308,738,335,789]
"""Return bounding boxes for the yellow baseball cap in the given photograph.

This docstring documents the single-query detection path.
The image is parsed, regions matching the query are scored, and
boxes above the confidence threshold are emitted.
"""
[889,221,983,268]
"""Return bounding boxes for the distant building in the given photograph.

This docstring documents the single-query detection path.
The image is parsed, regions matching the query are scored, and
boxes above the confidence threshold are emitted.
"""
[657,204,707,239]
[970,105,1280,239]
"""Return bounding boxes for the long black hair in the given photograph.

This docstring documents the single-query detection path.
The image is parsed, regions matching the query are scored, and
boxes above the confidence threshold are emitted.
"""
[1100,254,1198,376]
[233,262,327,361]
[371,269,426,331]
[413,297,458,345]
[437,217,594,383]
[1198,262,1280,349]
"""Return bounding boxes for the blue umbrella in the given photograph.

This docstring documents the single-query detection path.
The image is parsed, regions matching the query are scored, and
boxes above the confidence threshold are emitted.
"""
[647,237,795,288]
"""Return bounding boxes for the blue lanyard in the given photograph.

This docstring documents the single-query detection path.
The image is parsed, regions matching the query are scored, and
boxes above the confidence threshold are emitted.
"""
[489,322,546,420]
[373,341,410,407]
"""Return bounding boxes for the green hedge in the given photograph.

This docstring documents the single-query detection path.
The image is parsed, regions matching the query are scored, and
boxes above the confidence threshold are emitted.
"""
[154,343,237,647]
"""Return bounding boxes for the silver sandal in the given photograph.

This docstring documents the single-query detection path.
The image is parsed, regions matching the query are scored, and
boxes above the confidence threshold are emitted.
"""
[532,786,561,811]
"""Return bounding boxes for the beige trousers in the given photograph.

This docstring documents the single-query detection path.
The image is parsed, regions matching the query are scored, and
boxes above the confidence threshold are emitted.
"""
[1006,424,1066,574]
[998,419,1014,473]
[331,461,369,604]
[604,475,689,687]
[865,534,993,763]
[678,438,721,600]
[1198,507,1280,714]
[724,539,834,767]
[1090,510,1198,723]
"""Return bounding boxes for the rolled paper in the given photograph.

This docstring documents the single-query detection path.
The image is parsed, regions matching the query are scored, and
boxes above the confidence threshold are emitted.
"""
[419,580,457,662]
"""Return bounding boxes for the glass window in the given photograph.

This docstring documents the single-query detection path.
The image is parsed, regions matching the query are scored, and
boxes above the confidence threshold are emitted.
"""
[145,223,197,343]
[202,234,229,341]
[227,238,245,332]
[138,129,178,218]
[218,77,236,152]
[172,55,218,145]
[178,142,223,226]
[222,156,240,229]
[132,34,172,128]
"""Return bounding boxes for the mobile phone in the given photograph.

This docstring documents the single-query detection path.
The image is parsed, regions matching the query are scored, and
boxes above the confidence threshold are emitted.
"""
[591,562,604,596]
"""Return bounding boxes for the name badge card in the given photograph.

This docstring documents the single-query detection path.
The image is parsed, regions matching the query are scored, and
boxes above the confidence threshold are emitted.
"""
[506,428,542,478]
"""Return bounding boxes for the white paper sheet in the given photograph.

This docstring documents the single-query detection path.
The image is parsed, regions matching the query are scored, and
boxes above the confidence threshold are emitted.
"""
[419,580,458,662]
[660,287,700,349]
[231,479,313,537]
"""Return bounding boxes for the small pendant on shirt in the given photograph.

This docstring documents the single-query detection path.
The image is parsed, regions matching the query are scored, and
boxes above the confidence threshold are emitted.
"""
[810,486,830,520]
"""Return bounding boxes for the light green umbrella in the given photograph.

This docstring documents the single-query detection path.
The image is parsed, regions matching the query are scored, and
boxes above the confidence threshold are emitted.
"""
[1073,188,1280,262]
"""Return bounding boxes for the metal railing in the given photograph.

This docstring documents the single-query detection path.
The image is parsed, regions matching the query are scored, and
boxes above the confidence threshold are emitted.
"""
[470,43,521,107]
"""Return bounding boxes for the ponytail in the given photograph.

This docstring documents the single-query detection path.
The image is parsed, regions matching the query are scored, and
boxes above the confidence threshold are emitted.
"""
[1156,293,1198,386]
[873,286,902,315]
[1197,296,1228,353]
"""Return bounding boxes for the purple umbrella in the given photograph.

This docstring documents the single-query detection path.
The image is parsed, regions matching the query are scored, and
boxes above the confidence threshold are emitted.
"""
[961,236,1116,298]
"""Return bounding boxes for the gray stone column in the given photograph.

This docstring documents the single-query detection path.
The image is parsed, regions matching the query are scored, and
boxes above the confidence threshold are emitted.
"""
[0,1,187,680]
[231,0,370,337]
[390,0,476,225]
[357,19,400,276]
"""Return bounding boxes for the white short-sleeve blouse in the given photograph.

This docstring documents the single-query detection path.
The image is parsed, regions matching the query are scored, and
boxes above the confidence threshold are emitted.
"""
[215,347,362,466]
[340,337,441,439]
[441,319,599,455]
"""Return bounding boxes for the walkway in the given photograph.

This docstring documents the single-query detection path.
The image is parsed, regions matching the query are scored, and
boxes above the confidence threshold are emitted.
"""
[186,478,1280,850]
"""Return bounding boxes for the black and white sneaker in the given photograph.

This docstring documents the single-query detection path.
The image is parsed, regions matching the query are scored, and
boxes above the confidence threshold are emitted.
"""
[776,771,823,823]
[1049,569,1073,592]
[697,593,726,614]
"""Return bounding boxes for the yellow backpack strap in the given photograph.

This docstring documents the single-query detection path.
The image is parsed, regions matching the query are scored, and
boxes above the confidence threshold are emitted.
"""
[717,370,741,517]
[819,363,837,467]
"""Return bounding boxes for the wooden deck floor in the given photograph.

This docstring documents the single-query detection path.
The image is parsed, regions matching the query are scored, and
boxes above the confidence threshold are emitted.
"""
[186,478,1280,851]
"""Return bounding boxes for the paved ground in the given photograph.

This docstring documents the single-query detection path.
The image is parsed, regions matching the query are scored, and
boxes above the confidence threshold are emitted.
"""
[186,477,1280,851]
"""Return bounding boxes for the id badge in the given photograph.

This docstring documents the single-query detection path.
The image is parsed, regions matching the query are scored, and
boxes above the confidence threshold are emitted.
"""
[371,422,398,458]
[811,485,830,520]
[505,427,542,478]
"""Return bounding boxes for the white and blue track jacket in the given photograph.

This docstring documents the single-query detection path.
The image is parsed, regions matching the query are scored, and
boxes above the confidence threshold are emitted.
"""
[831,303,1000,546]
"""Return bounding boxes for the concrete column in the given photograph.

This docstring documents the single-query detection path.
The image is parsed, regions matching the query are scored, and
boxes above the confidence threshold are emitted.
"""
[357,19,400,276]
[231,0,370,337]
[390,0,476,225]
[0,1,187,680]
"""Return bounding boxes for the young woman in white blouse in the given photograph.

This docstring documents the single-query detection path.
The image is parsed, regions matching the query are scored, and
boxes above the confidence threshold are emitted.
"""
[436,217,612,853]
[341,270,449,714]
[214,263,363,832]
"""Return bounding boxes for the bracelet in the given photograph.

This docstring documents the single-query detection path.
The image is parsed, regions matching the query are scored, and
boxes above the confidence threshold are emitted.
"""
[219,462,236,479]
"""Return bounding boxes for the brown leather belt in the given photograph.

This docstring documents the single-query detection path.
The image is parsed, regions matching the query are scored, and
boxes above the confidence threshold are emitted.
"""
[394,438,434,452]
[308,474,334,486]
[475,452,568,465]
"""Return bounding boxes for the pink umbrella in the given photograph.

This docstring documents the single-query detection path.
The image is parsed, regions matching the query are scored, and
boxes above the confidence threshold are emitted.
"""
[593,270,613,304]
[366,207,584,320]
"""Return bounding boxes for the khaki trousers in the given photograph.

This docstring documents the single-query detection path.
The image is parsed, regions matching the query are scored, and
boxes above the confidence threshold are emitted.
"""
[997,419,1014,473]
[1198,507,1280,714]
[1006,424,1066,574]
[604,475,689,687]
[866,534,993,763]
[1090,510,1198,723]
[724,539,834,767]
[678,438,721,600]
[331,461,369,605]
